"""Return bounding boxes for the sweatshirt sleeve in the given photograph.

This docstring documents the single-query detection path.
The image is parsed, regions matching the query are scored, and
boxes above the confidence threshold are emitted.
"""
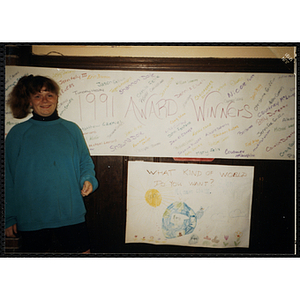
[5,127,21,228]
[75,126,99,192]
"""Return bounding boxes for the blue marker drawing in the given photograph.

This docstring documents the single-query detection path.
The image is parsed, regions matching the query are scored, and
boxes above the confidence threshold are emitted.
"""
[162,202,200,239]
[196,206,205,219]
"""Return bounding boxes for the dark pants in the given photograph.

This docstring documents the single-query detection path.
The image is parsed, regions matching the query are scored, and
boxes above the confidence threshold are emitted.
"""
[19,222,90,253]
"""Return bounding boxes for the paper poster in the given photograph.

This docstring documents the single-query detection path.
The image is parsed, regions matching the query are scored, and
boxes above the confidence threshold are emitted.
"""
[125,161,254,248]
[5,66,295,159]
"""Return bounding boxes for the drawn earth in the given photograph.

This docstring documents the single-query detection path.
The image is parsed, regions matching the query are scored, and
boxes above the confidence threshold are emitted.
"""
[162,201,199,239]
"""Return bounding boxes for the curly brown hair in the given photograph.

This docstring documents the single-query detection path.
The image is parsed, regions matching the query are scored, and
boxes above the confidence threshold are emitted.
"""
[8,75,60,119]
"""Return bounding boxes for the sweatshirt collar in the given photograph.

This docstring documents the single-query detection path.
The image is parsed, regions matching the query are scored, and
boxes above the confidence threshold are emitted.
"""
[31,110,60,121]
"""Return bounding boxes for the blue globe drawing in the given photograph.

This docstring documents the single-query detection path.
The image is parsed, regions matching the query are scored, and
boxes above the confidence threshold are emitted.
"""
[162,202,197,239]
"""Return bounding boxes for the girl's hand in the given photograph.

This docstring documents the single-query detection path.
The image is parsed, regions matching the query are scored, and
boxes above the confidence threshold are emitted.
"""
[5,224,17,237]
[81,181,93,197]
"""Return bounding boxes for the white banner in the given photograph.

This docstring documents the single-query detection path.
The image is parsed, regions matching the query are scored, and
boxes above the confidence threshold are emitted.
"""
[125,161,254,248]
[5,66,295,159]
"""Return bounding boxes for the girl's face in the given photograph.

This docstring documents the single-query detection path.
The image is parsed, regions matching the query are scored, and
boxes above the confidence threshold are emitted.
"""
[30,86,58,117]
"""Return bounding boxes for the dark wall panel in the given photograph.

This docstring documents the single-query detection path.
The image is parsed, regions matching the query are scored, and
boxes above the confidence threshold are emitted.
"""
[84,156,295,255]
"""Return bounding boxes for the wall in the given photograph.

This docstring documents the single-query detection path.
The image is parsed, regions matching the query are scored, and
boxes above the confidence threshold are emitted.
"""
[5,45,296,255]
[32,45,296,58]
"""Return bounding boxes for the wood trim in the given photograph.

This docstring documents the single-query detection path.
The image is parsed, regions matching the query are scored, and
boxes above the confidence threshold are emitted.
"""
[28,55,294,73]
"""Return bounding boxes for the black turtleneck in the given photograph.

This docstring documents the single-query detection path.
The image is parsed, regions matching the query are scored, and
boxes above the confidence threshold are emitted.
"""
[31,110,60,121]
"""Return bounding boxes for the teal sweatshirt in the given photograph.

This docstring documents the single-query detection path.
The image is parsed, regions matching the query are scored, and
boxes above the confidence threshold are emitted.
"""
[5,118,98,231]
